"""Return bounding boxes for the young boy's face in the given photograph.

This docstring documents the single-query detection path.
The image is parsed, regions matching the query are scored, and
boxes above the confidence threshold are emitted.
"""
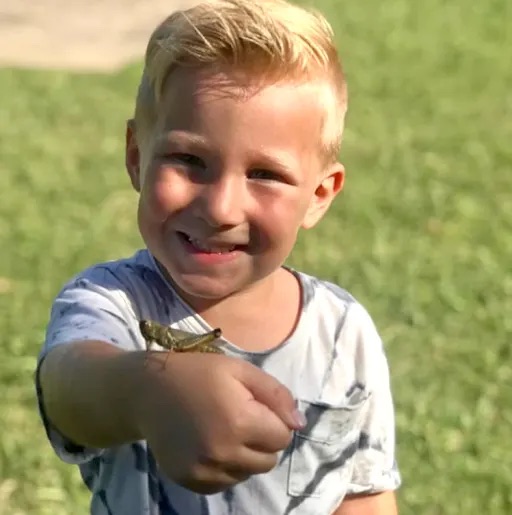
[126,67,344,306]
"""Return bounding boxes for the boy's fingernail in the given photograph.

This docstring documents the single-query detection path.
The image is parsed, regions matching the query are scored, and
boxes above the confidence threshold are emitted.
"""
[292,409,307,429]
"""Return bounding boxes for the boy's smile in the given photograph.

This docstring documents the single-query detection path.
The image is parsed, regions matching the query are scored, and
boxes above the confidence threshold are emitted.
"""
[126,67,344,310]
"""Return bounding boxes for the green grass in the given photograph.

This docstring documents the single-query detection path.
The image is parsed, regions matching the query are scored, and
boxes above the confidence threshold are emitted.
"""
[0,0,510,513]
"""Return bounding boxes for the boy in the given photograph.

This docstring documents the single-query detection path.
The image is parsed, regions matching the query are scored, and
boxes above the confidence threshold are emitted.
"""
[35,0,401,513]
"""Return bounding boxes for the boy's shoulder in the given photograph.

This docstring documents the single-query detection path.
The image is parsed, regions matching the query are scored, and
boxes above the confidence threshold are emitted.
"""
[293,268,369,321]
[293,268,383,352]
[63,249,158,289]
[56,249,172,304]
[298,269,356,304]
[53,249,178,320]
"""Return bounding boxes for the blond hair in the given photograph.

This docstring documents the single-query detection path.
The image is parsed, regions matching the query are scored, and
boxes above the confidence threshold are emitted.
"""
[134,0,347,163]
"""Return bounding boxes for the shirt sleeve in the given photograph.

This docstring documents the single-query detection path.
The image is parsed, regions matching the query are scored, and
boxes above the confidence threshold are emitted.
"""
[346,305,402,495]
[35,269,144,465]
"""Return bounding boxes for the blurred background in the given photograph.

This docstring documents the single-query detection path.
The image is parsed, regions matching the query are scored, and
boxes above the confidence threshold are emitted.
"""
[0,0,511,513]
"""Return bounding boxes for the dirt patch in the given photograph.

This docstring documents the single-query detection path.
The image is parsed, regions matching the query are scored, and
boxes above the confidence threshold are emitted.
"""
[0,0,198,72]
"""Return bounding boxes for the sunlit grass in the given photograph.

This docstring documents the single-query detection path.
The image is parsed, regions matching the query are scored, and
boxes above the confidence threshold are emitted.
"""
[0,0,510,512]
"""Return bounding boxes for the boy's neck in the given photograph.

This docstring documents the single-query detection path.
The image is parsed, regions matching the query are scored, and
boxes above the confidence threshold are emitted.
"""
[199,267,302,352]
[156,261,302,352]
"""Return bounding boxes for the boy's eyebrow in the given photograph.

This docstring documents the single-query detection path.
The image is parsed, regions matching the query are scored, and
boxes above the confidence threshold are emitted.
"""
[156,131,210,149]
[250,152,297,176]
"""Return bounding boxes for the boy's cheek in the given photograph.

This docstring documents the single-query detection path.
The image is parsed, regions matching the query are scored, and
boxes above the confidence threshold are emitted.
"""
[141,175,196,225]
[139,182,173,223]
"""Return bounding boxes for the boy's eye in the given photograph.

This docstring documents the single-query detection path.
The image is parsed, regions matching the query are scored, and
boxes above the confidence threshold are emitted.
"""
[163,153,205,168]
[248,169,281,181]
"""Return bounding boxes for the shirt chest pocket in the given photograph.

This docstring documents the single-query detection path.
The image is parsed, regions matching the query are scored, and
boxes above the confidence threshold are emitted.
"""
[287,389,370,499]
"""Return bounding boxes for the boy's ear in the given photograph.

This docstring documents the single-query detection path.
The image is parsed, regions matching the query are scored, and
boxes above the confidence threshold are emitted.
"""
[125,119,142,192]
[302,162,345,229]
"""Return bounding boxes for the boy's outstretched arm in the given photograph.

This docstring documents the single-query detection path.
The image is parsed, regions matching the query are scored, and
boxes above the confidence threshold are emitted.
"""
[334,491,398,515]
[39,338,303,494]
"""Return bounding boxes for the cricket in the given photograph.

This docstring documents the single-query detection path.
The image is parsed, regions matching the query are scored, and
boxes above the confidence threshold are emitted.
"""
[139,320,225,354]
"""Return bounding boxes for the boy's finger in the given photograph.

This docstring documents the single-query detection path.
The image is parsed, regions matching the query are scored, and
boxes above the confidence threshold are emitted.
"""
[238,364,306,431]
[173,447,279,495]
[244,403,294,453]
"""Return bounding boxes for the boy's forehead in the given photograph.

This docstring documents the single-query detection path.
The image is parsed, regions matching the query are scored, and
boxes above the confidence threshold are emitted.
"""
[161,68,249,110]
[156,66,330,125]
[166,65,330,95]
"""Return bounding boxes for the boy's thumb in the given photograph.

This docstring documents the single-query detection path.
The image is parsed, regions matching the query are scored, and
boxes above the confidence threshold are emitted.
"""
[239,364,306,430]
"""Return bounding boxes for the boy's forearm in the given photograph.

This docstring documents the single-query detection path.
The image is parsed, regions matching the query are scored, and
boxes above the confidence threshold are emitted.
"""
[38,341,146,449]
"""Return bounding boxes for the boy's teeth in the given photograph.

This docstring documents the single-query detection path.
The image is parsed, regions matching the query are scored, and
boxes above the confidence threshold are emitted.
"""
[188,236,235,253]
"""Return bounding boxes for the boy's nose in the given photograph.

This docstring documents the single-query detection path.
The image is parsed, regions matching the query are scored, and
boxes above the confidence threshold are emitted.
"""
[197,177,246,228]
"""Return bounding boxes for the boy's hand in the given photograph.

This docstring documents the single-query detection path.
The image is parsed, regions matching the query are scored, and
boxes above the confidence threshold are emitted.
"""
[134,352,303,494]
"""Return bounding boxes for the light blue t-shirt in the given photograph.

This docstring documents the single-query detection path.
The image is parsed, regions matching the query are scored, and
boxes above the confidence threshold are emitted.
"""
[35,249,401,514]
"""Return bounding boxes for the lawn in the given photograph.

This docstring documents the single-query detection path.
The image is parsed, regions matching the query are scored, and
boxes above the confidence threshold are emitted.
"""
[0,0,510,513]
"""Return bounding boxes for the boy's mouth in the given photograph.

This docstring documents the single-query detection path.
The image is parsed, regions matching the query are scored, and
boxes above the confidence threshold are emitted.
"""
[177,231,243,254]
